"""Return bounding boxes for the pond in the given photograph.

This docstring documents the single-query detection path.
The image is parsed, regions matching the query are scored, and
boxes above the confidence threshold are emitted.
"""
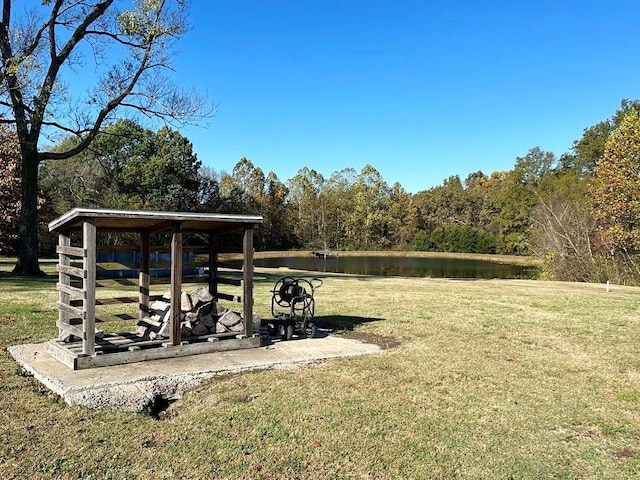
[249,255,539,280]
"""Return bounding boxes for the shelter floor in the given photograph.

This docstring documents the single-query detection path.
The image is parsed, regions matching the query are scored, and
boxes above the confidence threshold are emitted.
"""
[8,334,381,414]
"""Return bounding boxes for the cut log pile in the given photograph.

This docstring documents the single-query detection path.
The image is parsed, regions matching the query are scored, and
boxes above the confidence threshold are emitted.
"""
[136,286,244,340]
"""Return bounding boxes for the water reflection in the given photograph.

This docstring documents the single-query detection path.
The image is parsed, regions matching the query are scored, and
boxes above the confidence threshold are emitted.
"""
[250,255,539,279]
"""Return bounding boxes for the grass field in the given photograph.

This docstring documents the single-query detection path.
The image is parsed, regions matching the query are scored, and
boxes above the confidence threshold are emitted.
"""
[0,255,639,479]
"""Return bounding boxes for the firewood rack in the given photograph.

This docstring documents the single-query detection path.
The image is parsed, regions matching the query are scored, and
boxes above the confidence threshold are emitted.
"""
[47,208,263,370]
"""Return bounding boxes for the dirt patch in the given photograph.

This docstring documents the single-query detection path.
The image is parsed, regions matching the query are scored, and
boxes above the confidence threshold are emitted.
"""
[338,331,401,350]
[613,447,639,460]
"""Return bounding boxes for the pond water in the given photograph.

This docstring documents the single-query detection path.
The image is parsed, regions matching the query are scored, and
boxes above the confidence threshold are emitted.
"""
[250,255,539,280]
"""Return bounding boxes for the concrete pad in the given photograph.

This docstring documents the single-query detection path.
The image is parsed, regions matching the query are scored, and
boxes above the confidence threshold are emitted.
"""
[8,335,381,414]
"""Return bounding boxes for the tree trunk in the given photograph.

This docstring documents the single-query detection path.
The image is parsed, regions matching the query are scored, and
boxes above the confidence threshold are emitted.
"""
[12,148,44,276]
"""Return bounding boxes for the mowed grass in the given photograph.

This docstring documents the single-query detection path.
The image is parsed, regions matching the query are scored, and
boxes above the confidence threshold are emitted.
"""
[0,257,639,479]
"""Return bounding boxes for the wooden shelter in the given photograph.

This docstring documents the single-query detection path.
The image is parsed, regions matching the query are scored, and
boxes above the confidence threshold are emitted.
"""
[47,208,263,370]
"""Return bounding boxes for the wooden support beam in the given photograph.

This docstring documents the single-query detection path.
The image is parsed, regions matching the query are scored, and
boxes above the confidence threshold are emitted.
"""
[170,221,183,346]
[209,233,218,301]
[243,227,254,337]
[83,219,96,356]
[139,230,150,319]
[148,220,173,233]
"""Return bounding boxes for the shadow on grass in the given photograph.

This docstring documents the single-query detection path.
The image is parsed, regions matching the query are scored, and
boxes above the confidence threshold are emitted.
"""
[0,273,57,290]
[312,314,382,332]
[314,315,401,349]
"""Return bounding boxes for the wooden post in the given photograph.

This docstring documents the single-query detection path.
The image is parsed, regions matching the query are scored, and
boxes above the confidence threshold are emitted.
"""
[58,233,71,337]
[170,222,183,346]
[242,227,254,337]
[139,229,150,319]
[209,233,218,300]
[82,219,96,356]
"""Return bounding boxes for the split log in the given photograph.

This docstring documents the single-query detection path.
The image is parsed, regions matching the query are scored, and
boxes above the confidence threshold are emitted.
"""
[180,291,193,312]
[191,322,208,336]
[199,313,216,328]
[135,287,244,340]
[190,286,213,306]
[216,310,243,333]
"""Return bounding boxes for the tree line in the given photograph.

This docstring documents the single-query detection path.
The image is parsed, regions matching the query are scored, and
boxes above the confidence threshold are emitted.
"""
[2,99,640,284]
[2,2,637,284]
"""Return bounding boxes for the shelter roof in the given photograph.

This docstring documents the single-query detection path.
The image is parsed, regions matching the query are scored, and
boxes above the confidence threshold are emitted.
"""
[49,208,263,234]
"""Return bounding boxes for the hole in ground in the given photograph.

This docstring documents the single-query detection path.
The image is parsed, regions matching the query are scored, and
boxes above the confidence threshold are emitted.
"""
[144,394,177,420]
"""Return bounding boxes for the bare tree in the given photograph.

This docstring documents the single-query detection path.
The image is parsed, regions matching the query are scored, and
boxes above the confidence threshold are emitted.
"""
[0,0,212,275]
[531,194,599,282]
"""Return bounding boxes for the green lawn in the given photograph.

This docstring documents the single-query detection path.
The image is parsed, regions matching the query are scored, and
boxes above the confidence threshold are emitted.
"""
[0,257,639,479]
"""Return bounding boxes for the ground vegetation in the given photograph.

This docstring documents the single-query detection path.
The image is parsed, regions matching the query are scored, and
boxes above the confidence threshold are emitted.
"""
[0,261,639,478]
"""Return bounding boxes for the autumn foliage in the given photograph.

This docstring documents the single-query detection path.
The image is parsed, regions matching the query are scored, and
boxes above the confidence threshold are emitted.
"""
[0,126,21,254]
[591,109,640,254]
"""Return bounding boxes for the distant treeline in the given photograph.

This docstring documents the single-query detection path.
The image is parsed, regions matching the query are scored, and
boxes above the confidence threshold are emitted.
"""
[2,100,640,284]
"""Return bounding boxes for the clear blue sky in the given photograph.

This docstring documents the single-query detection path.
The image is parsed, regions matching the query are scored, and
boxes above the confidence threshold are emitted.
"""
[172,1,640,193]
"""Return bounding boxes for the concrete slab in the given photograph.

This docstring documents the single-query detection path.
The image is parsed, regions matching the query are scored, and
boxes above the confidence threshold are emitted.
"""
[8,335,381,414]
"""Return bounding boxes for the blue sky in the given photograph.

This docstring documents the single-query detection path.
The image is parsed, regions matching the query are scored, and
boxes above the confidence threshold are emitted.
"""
[172,1,640,192]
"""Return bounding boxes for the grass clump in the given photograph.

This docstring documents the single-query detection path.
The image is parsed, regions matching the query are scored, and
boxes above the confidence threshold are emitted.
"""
[0,258,639,478]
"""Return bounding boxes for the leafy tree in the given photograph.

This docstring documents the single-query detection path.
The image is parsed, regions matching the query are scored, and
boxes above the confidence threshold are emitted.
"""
[40,137,116,216]
[562,99,640,174]
[463,170,489,227]
[217,158,295,250]
[347,165,391,249]
[322,168,356,250]
[118,126,201,210]
[229,158,266,214]
[41,120,202,214]
[0,0,210,275]
[590,109,640,278]
[287,167,325,248]
[424,225,496,254]
[261,172,295,250]
[86,119,154,194]
[487,148,556,254]
[387,182,418,249]
[0,125,22,254]
[415,175,466,231]
[197,166,223,212]
[412,230,429,251]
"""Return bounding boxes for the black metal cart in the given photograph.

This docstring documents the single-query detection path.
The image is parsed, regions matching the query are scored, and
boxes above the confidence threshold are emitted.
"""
[265,276,322,340]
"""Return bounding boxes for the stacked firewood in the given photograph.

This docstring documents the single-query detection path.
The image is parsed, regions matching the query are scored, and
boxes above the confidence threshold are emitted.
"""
[136,287,244,340]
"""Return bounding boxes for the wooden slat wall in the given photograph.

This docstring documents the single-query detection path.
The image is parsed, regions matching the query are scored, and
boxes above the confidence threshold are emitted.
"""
[56,233,88,342]
[57,234,71,338]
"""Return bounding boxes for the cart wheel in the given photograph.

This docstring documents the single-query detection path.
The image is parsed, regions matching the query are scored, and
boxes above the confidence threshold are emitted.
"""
[285,323,294,341]
[280,323,294,341]
[267,323,277,337]
[305,322,318,338]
